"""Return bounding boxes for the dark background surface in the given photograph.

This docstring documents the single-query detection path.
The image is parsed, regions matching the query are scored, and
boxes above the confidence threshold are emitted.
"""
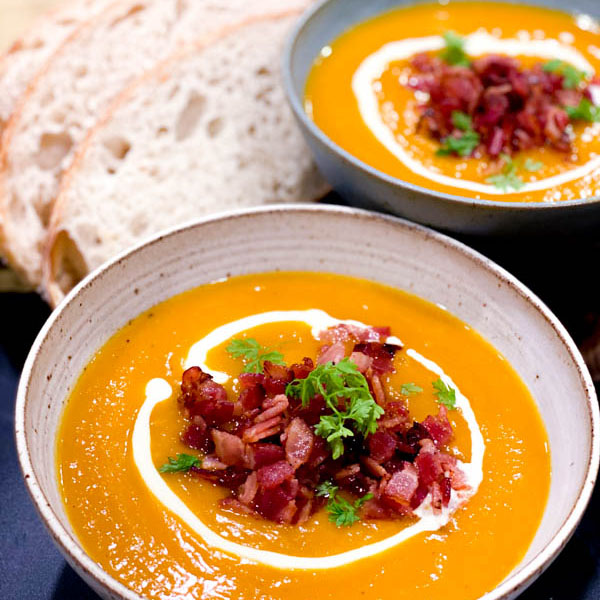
[1,231,599,599]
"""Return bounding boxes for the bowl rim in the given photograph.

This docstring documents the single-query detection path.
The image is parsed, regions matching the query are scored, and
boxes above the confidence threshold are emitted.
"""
[282,0,600,212]
[15,204,600,600]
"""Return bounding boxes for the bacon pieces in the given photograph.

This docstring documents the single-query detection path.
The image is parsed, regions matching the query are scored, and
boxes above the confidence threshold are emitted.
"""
[284,418,314,469]
[172,324,469,527]
[409,52,594,157]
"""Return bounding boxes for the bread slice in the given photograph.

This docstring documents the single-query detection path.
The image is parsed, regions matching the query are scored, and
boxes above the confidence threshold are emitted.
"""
[0,0,113,136]
[0,0,317,290]
[43,13,327,306]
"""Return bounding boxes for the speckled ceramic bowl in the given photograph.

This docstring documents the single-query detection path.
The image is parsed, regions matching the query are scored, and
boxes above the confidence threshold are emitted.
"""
[283,0,600,234]
[15,205,599,599]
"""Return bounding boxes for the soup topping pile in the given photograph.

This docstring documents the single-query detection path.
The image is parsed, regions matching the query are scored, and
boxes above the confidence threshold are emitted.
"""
[161,323,469,527]
[409,33,600,189]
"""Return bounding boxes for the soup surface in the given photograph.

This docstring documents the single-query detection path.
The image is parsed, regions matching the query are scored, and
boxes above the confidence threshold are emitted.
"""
[305,2,600,202]
[57,272,550,599]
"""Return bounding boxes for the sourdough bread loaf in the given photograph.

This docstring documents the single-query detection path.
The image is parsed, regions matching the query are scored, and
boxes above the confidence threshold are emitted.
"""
[0,0,112,136]
[44,13,327,306]
[0,0,317,290]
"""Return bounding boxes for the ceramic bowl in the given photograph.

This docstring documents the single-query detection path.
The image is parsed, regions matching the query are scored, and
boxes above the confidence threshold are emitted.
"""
[15,205,599,599]
[283,0,600,235]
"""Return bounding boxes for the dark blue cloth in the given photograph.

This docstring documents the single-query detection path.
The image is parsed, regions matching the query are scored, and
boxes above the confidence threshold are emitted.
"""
[0,284,598,599]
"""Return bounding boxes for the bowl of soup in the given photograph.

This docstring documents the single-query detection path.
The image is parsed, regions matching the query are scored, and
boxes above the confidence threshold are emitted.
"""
[15,205,599,600]
[284,0,600,233]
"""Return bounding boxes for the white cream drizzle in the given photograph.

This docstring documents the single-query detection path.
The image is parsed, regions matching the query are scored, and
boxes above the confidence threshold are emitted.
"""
[185,309,402,384]
[132,311,485,570]
[352,32,600,195]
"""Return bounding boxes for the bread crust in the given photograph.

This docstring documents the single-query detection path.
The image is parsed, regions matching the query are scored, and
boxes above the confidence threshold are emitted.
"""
[0,0,121,286]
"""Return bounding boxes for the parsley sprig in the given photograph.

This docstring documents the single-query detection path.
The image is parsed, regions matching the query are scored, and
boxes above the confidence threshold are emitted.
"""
[524,158,543,172]
[159,453,201,473]
[436,111,480,157]
[543,59,587,90]
[432,378,457,410]
[565,98,600,123]
[486,154,544,191]
[401,382,423,396]
[486,154,525,191]
[316,481,373,527]
[286,358,384,460]
[226,338,285,373]
[439,31,471,67]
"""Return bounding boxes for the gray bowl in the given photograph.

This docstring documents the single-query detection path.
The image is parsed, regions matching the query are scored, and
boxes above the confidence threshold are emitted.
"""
[283,0,600,235]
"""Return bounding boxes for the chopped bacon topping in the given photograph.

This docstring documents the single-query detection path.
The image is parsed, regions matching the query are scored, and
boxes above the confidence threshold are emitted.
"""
[170,322,469,526]
[409,52,595,157]
[284,418,314,469]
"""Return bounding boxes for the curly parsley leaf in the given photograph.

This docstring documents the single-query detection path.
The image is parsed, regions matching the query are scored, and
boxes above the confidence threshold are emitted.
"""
[316,481,373,527]
[436,129,480,157]
[436,111,480,157]
[451,111,472,132]
[226,337,285,373]
[486,154,525,191]
[524,158,543,172]
[159,453,201,473]
[401,382,423,396]
[286,358,384,460]
[565,98,600,123]
[543,59,587,89]
[315,481,339,498]
[432,378,457,410]
[439,31,471,67]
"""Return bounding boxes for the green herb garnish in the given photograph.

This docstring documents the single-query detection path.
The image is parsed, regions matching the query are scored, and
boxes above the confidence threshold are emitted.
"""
[543,59,587,89]
[159,453,201,473]
[523,158,543,172]
[286,358,384,460]
[439,31,471,67]
[316,481,373,527]
[400,382,423,396]
[226,337,285,373]
[565,98,600,123]
[436,111,480,157]
[486,154,525,191]
[432,378,457,410]
[451,110,473,132]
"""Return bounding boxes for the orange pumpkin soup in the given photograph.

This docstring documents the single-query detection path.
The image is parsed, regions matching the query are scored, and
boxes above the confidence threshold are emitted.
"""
[57,272,550,599]
[305,2,600,202]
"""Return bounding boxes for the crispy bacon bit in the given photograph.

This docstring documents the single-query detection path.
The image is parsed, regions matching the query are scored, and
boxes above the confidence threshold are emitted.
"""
[262,361,293,396]
[318,324,390,344]
[289,357,314,380]
[284,418,314,469]
[180,366,233,425]
[349,351,373,373]
[421,405,453,447]
[354,343,398,375]
[182,420,213,453]
[211,430,245,466]
[238,472,258,505]
[173,323,469,526]
[368,370,386,406]
[317,342,346,365]
[257,460,295,489]
[409,52,593,156]
[383,463,419,508]
[242,416,283,443]
[361,456,388,478]
[255,394,289,423]
[368,430,397,463]
[247,443,285,469]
